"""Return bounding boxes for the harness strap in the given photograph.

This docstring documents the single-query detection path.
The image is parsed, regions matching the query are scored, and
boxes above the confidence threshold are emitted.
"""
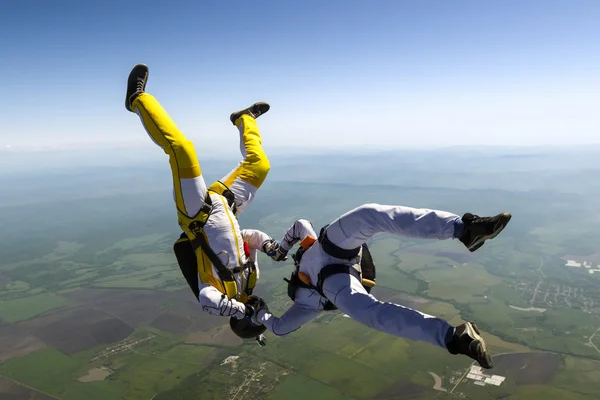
[285,271,313,290]
[208,181,238,215]
[232,264,253,274]
[284,270,338,311]
[316,264,361,297]
[284,225,373,311]
[319,228,361,260]
[185,190,252,299]
[190,232,239,298]
[183,193,214,228]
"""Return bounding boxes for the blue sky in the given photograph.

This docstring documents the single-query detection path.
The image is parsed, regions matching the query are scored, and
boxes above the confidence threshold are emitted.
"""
[1,0,599,153]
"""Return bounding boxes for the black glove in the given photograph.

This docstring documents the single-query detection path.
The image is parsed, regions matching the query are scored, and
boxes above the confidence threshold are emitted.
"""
[263,239,288,262]
[245,295,269,325]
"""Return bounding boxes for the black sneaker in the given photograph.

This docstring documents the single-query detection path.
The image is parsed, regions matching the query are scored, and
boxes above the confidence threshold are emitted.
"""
[447,322,493,369]
[125,64,149,112]
[459,212,511,252]
[230,102,270,125]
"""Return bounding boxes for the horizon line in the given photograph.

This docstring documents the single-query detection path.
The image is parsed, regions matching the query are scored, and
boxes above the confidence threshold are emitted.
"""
[4,142,600,154]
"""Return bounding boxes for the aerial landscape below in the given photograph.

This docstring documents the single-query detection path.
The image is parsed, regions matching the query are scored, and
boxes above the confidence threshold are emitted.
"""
[1,148,599,399]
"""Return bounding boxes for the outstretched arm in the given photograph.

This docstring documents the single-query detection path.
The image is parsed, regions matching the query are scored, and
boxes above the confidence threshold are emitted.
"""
[241,228,272,251]
[257,302,322,336]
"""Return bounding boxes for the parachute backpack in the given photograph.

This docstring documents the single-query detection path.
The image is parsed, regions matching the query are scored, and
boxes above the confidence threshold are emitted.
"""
[284,224,377,311]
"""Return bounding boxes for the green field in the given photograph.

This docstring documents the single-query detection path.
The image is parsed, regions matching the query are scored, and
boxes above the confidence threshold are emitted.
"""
[0,348,81,396]
[0,292,70,323]
[423,262,501,302]
[1,223,599,399]
[553,357,600,396]
[454,353,600,400]
[0,334,219,400]
[268,373,349,400]
[2,152,600,399]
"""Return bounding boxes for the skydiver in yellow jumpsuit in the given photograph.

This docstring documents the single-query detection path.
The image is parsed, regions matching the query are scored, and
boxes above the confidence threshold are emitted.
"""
[124,64,279,336]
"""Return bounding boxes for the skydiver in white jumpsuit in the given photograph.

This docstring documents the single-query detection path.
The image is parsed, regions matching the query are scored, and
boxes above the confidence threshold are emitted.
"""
[255,205,512,368]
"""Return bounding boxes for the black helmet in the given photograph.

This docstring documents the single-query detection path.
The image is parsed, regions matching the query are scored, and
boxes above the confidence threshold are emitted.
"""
[229,315,266,339]
[229,295,267,339]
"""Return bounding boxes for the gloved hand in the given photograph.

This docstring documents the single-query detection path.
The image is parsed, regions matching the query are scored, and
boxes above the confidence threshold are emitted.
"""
[245,295,270,326]
[263,239,288,262]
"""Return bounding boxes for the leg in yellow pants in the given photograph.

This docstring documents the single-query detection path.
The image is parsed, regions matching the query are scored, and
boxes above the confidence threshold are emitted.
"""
[209,115,271,215]
[131,93,270,228]
[132,93,207,224]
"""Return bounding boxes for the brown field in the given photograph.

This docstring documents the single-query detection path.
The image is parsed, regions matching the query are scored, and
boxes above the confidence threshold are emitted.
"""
[64,287,223,332]
[77,367,111,383]
[186,324,242,347]
[486,352,561,385]
[64,288,173,327]
[0,326,46,362]
[31,307,134,354]
[0,287,230,363]
[150,312,193,336]
[0,378,55,400]
[89,318,135,345]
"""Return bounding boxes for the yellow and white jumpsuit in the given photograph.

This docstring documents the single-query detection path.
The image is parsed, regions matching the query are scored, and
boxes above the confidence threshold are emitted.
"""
[131,93,272,319]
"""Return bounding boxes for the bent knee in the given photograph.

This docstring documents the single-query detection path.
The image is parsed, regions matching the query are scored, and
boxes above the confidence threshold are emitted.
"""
[352,203,386,220]
[255,156,271,178]
[356,203,382,213]
[243,156,270,188]
[296,218,312,227]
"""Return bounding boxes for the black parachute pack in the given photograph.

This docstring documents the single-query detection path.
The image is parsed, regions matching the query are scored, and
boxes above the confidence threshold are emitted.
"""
[284,225,377,311]
[173,232,203,299]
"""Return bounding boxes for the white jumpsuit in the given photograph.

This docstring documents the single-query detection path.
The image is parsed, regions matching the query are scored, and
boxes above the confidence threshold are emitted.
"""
[258,203,464,348]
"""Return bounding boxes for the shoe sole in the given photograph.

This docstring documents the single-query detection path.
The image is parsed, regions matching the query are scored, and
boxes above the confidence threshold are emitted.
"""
[230,102,270,125]
[465,322,493,369]
[125,64,149,112]
[467,212,512,252]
